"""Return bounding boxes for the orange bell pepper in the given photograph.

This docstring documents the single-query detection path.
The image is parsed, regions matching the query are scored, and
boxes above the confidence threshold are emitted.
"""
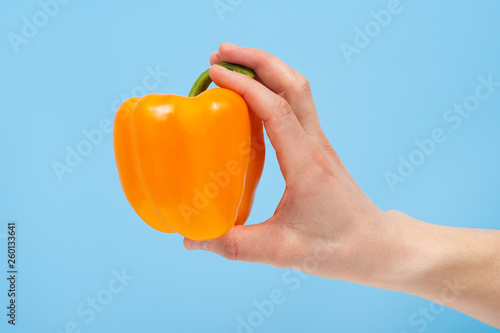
[113,62,265,240]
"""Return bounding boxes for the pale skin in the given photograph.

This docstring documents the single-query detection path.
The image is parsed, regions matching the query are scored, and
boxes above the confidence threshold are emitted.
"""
[183,43,500,328]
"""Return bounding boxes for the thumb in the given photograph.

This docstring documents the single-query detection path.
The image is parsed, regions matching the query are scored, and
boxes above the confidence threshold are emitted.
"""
[184,220,291,265]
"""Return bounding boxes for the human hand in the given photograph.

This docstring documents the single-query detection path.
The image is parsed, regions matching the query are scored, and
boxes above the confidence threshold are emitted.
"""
[183,43,500,328]
[182,43,412,288]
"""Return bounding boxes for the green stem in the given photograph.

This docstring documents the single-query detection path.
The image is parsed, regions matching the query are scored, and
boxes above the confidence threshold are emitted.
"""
[188,61,255,97]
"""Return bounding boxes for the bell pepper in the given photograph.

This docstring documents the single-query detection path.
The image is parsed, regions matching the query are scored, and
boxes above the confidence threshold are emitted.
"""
[113,62,265,240]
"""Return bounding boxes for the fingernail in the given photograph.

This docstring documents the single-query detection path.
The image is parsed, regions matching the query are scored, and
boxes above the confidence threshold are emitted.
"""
[224,42,241,48]
[188,240,207,250]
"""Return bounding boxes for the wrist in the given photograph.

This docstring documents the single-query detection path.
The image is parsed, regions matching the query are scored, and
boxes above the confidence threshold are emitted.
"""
[340,209,500,328]
[357,210,447,293]
[375,212,498,305]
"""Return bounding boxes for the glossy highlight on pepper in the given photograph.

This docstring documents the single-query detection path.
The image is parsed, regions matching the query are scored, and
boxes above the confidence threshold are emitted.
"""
[113,62,265,240]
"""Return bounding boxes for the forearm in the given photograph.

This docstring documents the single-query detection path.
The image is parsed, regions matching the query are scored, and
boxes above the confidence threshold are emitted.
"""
[383,211,500,328]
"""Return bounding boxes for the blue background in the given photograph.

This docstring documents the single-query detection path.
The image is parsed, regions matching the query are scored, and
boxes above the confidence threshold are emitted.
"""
[1,0,499,332]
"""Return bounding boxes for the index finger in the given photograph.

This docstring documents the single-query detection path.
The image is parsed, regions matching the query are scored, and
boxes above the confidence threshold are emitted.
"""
[210,43,321,136]
[209,64,312,181]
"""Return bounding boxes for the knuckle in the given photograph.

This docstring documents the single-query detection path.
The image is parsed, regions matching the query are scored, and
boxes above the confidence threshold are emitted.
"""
[298,147,335,190]
[222,233,239,261]
[291,71,311,95]
[311,147,332,170]
[275,97,293,118]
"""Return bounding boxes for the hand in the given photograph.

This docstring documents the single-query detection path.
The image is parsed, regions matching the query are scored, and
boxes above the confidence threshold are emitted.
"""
[183,43,400,286]
[183,43,500,328]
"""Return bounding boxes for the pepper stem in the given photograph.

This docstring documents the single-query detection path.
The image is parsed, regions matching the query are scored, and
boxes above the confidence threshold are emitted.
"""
[188,62,256,97]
